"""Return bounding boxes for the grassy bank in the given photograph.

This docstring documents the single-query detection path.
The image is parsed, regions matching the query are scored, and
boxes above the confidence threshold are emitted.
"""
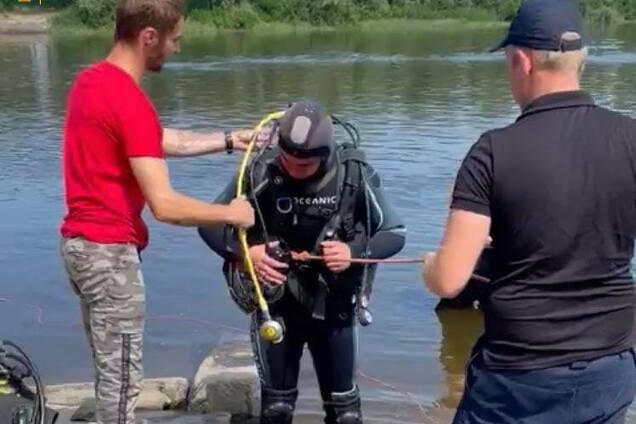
[47,16,507,39]
[45,2,509,36]
[5,0,635,35]
[47,6,509,38]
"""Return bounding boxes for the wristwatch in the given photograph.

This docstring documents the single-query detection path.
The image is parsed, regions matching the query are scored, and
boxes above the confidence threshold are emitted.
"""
[224,131,234,154]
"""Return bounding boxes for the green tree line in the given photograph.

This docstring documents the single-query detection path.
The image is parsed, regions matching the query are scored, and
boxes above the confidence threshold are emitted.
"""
[3,0,635,28]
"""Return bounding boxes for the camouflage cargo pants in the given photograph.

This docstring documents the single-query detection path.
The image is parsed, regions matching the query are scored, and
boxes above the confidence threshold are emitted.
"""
[60,237,145,424]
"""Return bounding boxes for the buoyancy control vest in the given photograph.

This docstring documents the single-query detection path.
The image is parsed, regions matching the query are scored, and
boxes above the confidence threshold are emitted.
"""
[224,142,376,322]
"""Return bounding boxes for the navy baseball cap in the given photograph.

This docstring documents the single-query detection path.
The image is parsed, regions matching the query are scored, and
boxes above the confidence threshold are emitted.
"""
[490,0,585,52]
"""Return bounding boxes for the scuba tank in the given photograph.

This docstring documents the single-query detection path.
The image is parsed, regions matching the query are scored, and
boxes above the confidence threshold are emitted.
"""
[0,366,15,396]
[0,340,58,424]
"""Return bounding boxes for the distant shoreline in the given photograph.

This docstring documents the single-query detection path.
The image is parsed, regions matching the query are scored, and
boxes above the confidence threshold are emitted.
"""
[2,10,635,38]
[0,11,508,37]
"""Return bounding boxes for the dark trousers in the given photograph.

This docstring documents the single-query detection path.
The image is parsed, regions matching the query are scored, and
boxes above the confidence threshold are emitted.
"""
[251,295,357,399]
[453,349,636,424]
[251,293,361,424]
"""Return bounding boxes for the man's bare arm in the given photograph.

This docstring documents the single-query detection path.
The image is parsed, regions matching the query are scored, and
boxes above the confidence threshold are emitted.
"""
[423,209,491,298]
[162,128,254,157]
[130,157,254,228]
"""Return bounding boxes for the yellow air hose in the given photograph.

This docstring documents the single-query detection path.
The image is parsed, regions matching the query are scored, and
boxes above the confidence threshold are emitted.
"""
[235,111,285,343]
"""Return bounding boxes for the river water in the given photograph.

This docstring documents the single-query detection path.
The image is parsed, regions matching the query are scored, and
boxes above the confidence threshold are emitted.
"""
[2,24,636,423]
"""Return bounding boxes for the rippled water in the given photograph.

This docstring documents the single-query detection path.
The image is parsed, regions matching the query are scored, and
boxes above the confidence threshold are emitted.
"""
[2,25,636,423]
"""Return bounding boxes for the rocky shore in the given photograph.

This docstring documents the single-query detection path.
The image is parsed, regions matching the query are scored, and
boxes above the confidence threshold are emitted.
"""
[47,341,260,424]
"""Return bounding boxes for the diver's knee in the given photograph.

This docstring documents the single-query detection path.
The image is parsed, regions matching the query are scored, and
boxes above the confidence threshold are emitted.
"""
[324,386,362,424]
[261,387,298,424]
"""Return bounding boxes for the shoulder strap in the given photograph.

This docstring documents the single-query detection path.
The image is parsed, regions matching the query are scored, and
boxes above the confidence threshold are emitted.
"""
[340,142,366,164]
[247,148,277,195]
[312,145,366,252]
[245,149,279,242]
[339,144,367,240]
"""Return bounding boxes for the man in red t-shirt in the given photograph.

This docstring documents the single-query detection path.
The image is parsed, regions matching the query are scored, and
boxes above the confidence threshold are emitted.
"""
[59,1,254,423]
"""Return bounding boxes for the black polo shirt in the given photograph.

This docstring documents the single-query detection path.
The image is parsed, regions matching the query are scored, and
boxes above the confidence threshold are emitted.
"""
[452,90,636,370]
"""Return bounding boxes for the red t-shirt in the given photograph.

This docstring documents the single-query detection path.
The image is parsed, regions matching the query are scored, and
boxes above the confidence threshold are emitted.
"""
[60,61,163,250]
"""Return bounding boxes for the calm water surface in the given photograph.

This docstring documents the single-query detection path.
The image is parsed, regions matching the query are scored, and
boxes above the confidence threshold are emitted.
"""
[2,24,636,423]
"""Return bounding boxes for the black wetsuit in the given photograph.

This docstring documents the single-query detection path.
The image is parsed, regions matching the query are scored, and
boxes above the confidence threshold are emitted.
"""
[198,145,405,424]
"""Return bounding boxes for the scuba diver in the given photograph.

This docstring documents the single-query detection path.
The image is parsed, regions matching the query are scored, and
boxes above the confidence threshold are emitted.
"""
[198,101,406,424]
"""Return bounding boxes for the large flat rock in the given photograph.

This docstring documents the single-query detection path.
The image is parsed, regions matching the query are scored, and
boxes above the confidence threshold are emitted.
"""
[46,339,259,421]
[46,378,189,421]
[55,410,241,424]
[188,341,259,417]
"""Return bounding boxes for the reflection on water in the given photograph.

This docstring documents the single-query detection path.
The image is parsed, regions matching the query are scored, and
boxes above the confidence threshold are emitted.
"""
[435,308,483,410]
[1,24,636,422]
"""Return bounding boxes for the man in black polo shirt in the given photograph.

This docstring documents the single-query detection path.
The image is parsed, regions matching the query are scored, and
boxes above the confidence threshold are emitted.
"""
[422,0,636,423]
